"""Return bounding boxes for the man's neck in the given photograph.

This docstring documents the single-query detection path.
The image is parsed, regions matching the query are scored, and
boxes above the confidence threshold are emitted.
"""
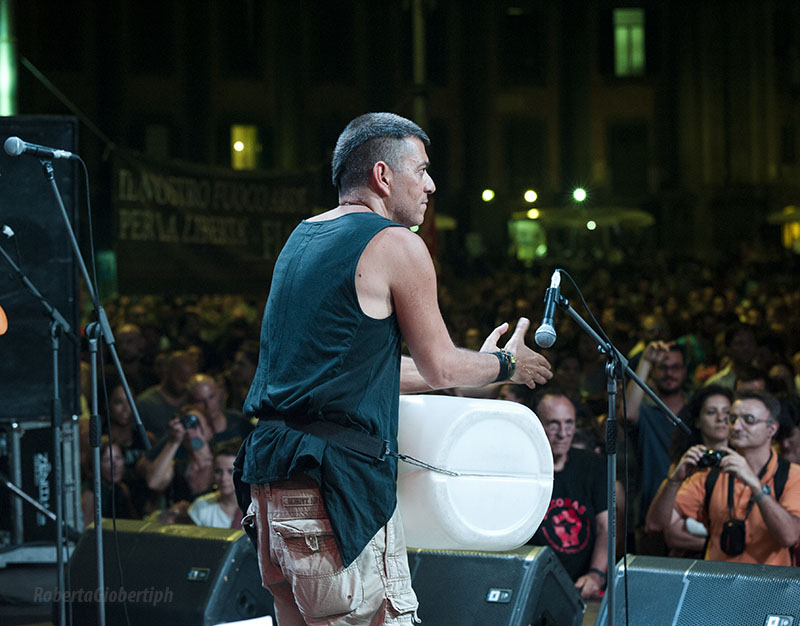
[211,411,227,433]
[158,385,183,405]
[739,444,773,474]
[658,388,686,412]
[553,451,568,472]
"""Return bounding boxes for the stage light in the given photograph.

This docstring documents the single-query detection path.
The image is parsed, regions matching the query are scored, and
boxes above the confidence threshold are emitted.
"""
[586,220,597,230]
[524,189,538,203]
[482,189,495,202]
[573,188,587,202]
[233,141,245,152]
[526,208,540,219]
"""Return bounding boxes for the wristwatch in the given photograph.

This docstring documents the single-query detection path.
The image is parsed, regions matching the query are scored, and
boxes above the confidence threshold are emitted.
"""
[753,484,771,503]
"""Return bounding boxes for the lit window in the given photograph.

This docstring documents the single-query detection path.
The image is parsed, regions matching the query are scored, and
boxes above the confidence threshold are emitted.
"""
[231,125,259,170]
[613,8,645,77]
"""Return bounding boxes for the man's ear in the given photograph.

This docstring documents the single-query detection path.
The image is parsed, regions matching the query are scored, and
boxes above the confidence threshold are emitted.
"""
[371,161,392,198]
[769,420,779,439]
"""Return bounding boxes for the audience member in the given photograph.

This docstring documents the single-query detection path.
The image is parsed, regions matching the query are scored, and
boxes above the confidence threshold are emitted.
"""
[776,394,800,464]
[528,391,608,600]
[109,323,158,395]
[705,323,758,390]
[625,341,690,548]
[104,379,155,515]
[656,385,733,556]
[144,403,216,511]
[81,437,139,528]
[224,339,259,411]
[135,350,197,436]
[187,440,242,529]
[187,373,254,444]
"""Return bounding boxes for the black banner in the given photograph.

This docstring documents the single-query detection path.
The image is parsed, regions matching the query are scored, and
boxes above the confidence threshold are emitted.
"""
[113,151,316,294]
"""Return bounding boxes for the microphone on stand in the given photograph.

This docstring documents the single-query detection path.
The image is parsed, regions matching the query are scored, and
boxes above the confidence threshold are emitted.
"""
[3,136,76,160]
[534,270,561,348]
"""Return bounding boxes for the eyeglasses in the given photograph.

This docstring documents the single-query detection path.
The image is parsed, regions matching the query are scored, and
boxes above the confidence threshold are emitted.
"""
[655,363,685,373]
[543,421,576,434]
[728,413,772,426]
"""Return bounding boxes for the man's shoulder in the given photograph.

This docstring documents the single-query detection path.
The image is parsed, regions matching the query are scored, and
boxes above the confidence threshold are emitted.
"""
[704,365,734,388]
[364,226,434,282]
[679,467,714,501]
[782,460,800,488]
[564,447,604,471]
[190,492,218,509]
[136,385,163,404]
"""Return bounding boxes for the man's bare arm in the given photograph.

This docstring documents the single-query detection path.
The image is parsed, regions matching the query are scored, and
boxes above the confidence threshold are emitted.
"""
[379,228,551,390]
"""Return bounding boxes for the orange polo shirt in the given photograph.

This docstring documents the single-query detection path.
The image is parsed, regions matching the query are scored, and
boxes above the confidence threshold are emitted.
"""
[674,454,800,566]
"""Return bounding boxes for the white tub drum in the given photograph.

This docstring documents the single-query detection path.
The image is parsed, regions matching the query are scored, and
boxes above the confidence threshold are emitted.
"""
[396,394,554,551]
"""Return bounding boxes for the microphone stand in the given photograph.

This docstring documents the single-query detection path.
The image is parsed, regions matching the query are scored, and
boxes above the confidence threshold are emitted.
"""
[0,234,79,626]
[36,158,150,626]
[0,471,82,542]
[552,292,689,626]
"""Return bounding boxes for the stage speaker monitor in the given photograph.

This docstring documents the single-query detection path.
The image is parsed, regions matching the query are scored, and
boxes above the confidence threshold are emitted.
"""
[67,519,275,626]
[0,115,80,422]
[407,545,585,626]
[595,554,800,626]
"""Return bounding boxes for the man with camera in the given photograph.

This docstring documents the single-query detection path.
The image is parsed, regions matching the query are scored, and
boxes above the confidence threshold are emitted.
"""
[646,389,800,565]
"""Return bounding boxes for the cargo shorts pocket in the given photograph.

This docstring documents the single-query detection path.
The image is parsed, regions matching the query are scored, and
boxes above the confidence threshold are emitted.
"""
[271,518,364,619]
[387,588,420,623]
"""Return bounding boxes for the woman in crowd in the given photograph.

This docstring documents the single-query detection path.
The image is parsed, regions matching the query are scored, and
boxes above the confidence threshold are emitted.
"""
[104,378,155,515]
[187,440,242,529]
[647,385,733,556]
[81,437,139,527]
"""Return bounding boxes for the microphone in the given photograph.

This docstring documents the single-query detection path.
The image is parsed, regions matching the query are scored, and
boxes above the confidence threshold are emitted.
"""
[1,225,13,239]
[534,270,561,348]
[4,136,76,160]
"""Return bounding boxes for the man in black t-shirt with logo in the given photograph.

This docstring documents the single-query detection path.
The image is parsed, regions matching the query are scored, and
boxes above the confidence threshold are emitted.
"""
[529,392,608,599]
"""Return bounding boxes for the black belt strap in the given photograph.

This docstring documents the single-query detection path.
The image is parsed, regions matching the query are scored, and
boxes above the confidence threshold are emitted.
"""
[260,418,459,476]
[262,418,392,461]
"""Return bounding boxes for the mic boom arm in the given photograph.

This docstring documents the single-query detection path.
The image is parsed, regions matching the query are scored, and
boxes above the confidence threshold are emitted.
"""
[554,292,689,433]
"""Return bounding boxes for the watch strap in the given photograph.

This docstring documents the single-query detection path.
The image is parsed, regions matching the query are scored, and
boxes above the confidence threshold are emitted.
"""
[753,483,771,503]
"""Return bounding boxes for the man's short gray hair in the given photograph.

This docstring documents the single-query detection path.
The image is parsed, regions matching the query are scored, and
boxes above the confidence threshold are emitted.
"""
[331,112,429,194]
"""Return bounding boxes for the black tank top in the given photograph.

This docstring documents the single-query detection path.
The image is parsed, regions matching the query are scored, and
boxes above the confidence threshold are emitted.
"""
[241,211,404,565]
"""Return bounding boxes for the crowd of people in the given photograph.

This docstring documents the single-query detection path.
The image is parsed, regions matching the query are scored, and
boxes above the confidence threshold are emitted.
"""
[75,232,800,601]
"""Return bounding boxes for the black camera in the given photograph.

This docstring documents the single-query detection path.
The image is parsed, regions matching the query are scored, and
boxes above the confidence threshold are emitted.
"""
[180,413,199,430]
[697,449,729,468]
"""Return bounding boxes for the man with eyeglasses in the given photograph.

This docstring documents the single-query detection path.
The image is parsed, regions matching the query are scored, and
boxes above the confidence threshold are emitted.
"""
[528,391,608,599]
[646,389,800,565]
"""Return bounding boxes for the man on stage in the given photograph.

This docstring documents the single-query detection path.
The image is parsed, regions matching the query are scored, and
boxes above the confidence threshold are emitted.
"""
[234,112,553,625]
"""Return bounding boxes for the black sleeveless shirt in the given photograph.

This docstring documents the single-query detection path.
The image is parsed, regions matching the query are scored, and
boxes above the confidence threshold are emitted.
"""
[239,212,404,565]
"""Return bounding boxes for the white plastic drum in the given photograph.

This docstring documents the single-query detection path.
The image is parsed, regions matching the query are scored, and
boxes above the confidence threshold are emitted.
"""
[396,394,553,551]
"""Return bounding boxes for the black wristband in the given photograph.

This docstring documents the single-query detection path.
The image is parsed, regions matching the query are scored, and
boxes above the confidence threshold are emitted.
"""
[588,567,606,582]
[492,350,516,383]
